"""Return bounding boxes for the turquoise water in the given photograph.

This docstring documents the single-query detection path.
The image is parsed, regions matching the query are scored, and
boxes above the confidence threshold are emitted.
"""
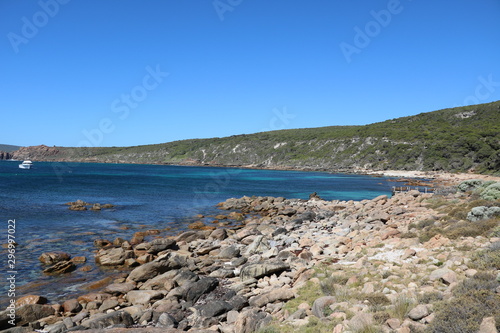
[0,161,399,305]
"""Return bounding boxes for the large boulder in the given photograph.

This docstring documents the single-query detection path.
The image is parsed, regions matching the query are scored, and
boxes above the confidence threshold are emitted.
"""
[43,261,76,274]
[249,288,294,307]
[82,311,134,329]
[39,252,71,265]
[182,277,219,303]
[147,238,177,254]
[96,247,131,266]
[240,259,290,281]
[15,304,55,326]
[233,309,272,333]
[127,253,185,282]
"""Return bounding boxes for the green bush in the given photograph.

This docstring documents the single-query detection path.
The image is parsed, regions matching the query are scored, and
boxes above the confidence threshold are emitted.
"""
[481,182,500,200]
[458,179,484,192]
[428,273,500,333]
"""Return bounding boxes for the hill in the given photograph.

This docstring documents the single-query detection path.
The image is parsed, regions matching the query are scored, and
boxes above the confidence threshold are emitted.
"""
[9,101,500,174]
[0,144,21,152]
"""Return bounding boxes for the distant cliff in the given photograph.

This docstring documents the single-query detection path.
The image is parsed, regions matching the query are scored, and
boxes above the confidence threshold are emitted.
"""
[7,101,500,174]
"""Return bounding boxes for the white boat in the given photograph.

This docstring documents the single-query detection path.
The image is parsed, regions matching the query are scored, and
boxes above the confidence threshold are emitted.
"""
[19,160,33,169]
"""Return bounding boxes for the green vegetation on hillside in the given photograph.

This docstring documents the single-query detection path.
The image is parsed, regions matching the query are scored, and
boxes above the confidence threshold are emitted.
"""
[14,101,500,174]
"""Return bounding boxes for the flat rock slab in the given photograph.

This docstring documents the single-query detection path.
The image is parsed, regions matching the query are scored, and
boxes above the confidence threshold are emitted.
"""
[240,259,290,281]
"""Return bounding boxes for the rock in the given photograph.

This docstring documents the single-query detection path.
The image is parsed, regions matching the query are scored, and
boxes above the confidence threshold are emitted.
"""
[249,288,294,307]
[386,318,401,329]
[96,247,130,266]
[126,290,164,305]
[71,256,87,263]
[15,295,47,307]
[217,244,240,259]
[156,313,177,328]
[188,221,206,230]
[127,253,184,282]
[147,238,177,254]
[176,231,205,242]
[234,309,272,333]
[243,235,270,256]
[365,209,390,223]
[44,321,67,333]
[99,299,119,312]
[408,304,430,320]
[104,282,136,295]
[183,277,219,303]
[311,296,337,318]
[196,300,233,317]
[43,260,76,274]
[63,299,82,313]
[429,268,457,285]
[478,317,498,333]
[93,239,112,248]
[15,304,55,326]
[240,259,290,281]
[82,311,134,329]
[39,251,71,265]
[210,228,227,240]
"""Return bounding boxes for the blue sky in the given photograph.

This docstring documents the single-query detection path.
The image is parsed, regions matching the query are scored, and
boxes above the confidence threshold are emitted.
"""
[1,0,499,147]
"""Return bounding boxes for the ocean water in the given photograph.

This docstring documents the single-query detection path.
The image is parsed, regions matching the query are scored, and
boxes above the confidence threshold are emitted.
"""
[0,161,400,305]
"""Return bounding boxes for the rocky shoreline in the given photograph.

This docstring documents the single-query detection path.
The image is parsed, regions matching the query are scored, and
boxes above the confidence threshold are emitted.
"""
[1,178,500,333]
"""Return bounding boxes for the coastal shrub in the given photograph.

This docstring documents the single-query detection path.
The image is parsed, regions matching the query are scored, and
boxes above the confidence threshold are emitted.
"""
[417,291,443,304]
[390,294,415,320]
[457,179,484,192]
[481,182,500,200]
[364,293,391,306]
[470,241,500,270]
[444,218,498,239]
[428,273,500,333]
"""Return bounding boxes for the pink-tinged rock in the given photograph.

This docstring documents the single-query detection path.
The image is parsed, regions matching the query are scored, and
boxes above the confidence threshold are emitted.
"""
[478,317,498,333]
[15,295,48,307]
[63,299,82,313]
[408,304,430,320]
[429,268,457,285]
[402,248,417,260]
[386,318,401,329]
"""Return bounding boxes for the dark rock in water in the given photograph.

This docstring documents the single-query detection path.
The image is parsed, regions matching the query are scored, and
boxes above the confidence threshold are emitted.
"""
[93,239,112,249]
[43,260,76,274]
[309,192,323,200]
[82,311,133,329]
[240,259,290,281]
[183,277,219,303]
[39,251,71,265]
[196,300,232,317]
[147,238,177,254]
